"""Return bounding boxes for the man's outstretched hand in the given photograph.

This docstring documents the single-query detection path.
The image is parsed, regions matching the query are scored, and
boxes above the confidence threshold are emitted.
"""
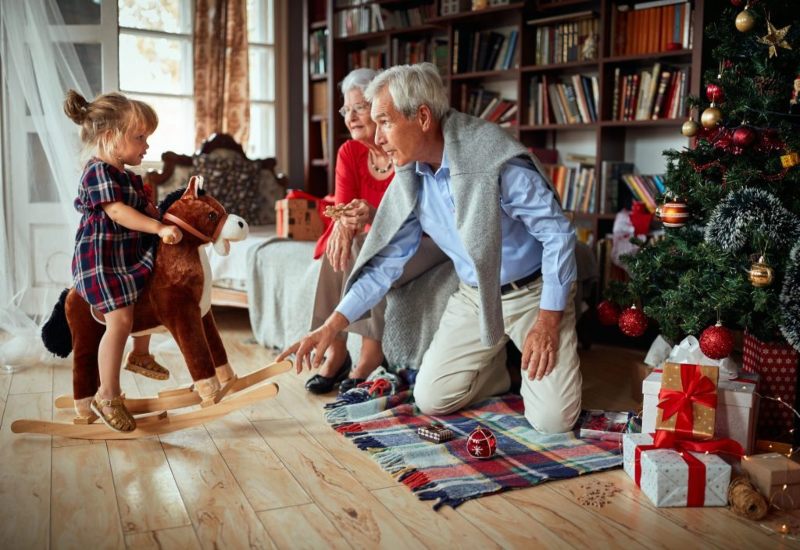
[277,312,350,374]
[521,309,563,381]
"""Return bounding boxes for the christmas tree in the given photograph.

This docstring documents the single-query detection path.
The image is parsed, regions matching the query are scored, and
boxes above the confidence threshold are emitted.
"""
[606,0,800,359]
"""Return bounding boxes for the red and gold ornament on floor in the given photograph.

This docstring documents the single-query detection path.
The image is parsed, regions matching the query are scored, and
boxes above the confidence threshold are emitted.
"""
[699,321,735,359]
[619,304,648,337]
[596,300,621,326]
[467,426,497,459]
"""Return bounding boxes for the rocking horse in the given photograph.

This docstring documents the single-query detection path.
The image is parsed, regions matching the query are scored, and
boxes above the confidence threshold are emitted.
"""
[12,176,290,439]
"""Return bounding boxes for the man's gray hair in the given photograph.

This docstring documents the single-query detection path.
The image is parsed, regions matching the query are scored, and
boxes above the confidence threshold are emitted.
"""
[340,68,377,96]
[364,62,449,121]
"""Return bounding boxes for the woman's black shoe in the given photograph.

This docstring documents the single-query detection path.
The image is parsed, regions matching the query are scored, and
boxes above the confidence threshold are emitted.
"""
[338,376,367,395]
[305,354,352,394]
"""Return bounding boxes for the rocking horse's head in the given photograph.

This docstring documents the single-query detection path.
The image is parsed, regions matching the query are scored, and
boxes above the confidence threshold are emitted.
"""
[158,175,248,255]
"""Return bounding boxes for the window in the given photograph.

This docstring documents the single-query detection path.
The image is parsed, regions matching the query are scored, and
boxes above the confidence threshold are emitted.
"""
[117,0,276,161]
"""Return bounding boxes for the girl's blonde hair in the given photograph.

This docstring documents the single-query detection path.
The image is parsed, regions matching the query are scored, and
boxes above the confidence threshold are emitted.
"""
[63,89,158,159]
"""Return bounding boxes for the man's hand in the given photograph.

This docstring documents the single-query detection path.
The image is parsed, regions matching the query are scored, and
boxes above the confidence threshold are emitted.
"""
[521,309,563,381]
[325,221,353,272]
[339,199,374,231]
[277,312,350,374]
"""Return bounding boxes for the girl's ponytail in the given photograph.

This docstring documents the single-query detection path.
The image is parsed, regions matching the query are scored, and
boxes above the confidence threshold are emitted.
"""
[64,89,89,125]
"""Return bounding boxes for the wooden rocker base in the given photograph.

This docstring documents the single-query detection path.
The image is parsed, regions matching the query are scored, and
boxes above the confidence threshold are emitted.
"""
[12,361,292,440]
[52,360,292,414]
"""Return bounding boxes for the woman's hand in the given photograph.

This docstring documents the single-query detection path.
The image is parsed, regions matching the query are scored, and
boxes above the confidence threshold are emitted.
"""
[326,221,353,272]
[158,225,183,245]
[339,199,374,232]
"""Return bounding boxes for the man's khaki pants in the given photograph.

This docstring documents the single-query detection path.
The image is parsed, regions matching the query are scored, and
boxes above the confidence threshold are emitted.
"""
[413,279,582,434]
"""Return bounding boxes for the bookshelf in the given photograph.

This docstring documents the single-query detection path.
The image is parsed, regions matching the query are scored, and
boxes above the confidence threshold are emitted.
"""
[303,0,712,244]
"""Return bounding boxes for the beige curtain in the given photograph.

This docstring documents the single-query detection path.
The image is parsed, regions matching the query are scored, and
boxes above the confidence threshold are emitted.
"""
[194,0,250,148]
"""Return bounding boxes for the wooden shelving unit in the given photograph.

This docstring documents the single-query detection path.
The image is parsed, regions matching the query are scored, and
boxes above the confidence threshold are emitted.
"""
[303,0,713,242]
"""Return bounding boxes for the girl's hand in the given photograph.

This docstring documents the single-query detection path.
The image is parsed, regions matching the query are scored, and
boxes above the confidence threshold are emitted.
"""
[326,221,353,272]
[159,225,182,245]
[339,199,374,231]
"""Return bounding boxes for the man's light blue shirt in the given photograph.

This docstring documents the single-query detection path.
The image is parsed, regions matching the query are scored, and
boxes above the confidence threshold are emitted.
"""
[336,150,577,323]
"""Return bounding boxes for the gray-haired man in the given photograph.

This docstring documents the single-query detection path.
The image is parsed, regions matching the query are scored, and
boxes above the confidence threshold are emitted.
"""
[279,62,581,433]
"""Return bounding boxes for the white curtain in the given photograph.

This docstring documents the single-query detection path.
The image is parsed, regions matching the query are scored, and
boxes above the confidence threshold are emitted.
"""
[0,0,91,366]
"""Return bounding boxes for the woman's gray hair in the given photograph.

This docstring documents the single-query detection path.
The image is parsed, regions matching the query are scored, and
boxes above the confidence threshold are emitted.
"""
[364,62,449,121]
[340,68,377,97]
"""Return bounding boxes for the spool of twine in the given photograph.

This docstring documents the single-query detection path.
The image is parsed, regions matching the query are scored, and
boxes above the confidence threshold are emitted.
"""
[728,475,768,520]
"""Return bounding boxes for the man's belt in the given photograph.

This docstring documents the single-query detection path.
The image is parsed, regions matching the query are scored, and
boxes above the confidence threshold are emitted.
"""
[500,268,542,295]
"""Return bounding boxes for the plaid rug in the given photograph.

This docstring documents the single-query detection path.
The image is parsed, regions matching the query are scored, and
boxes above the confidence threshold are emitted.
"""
[325,391,623,509]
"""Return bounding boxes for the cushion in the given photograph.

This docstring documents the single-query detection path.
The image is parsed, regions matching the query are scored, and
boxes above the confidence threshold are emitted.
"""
[192,154,265,225]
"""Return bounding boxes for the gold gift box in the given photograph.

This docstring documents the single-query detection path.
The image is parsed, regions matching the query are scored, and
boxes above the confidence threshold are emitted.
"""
[656,362,719,440]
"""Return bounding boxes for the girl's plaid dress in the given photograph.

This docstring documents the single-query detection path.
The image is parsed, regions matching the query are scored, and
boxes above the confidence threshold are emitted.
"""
[72,159,157,313]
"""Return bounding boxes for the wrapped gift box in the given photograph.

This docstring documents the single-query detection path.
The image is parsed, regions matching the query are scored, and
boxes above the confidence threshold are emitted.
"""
[742,331,799,442]
[623,433,731,507]
[275,198,324,241]
[650,362,719,440]
[742,453,800,510]
[643,368,759,454]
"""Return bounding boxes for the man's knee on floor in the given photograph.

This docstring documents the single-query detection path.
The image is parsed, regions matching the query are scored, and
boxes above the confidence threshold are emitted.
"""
[524,407,579,434]
[413,385,465,416]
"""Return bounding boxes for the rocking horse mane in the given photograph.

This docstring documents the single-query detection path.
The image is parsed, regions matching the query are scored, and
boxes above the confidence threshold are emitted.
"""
[157,186,207,216]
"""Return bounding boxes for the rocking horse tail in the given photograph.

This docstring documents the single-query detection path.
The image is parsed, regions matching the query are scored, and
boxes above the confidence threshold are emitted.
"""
[41,288,72,358]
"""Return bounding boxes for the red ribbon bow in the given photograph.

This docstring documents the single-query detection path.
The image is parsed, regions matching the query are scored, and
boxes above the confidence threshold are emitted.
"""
[657,364,717,439]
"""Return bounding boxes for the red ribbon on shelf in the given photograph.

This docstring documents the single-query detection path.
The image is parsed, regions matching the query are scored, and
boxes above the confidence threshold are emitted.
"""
[633,430,744,507]
[657,363,718,439]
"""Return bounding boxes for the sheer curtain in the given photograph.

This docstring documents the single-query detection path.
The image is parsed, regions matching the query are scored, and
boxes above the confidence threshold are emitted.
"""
[0,0,91,367]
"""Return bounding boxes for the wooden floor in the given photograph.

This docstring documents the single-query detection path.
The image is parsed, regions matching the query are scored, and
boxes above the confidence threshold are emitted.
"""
[1,308,797,549]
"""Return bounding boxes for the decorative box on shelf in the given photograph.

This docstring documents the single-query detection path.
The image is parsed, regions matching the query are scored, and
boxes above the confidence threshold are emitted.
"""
[642,366,759,454]
[742,453,800,510]
[275,197,324,241]
[623,432,732,508]
[742,331,799,442]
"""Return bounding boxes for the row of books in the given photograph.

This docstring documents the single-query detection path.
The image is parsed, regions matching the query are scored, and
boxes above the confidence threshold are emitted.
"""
[528,13,599,66]
[309,28,328,76]
[458,86,517,127]
[346,48,386,72]
[528,74,599,126]
[543,163,597,214]
[334,4,433,37]
[611,0,693,57]
[620,173,666,213]
[452,29,518,74]
[598,161,666,215]
[391,37,448,72]
[610,64,688,121]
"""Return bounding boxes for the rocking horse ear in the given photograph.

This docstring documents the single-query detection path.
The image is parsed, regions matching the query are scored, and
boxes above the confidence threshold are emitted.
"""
[183,175,204,200]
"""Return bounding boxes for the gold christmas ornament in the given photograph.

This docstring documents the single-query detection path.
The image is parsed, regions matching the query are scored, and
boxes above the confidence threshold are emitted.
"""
[735,9,755,32]
[660,200,690,228]
[749,255,774,287]
[758,18,792,58]
[701,105,722,128]
[781,151,799,168]
[681,119,699,137]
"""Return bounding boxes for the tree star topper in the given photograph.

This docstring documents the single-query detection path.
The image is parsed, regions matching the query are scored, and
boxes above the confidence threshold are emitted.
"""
[758,18,792,58]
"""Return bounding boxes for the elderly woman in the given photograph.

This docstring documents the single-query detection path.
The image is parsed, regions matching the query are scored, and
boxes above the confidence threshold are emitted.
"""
[306,68,446,394]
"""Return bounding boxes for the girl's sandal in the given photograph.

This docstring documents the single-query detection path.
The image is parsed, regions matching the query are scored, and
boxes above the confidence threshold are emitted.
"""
[90,394,136,433]
[125,352,170,380]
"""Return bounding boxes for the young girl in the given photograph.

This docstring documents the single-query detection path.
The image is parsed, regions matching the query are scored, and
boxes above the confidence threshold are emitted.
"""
[64,89,182,432]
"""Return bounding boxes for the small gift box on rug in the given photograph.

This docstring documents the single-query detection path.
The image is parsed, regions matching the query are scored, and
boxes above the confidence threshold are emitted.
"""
[742,453,800,510]
[275,195,324,241]
[742,331,799,443]
[643,368,759,454]
[623,432,732,507]
[650,362,719,440]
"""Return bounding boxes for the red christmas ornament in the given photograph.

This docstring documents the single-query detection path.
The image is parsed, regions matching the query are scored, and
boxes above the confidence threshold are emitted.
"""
[705,83,725,103]
[466,426,497,459]
[699,321,735,359]
[730,0,744,6]
[619,305,648,337]
[597,300,621,326]
[732,126,756,150]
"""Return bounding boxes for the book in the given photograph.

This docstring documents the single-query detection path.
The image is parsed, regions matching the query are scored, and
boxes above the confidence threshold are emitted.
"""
[577,409,633,442]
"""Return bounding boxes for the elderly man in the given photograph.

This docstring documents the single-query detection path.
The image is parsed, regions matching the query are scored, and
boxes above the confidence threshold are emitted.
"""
[279,62,581,433]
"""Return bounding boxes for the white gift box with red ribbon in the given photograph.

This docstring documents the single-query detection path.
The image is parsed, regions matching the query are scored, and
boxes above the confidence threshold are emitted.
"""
[643,369,759,454]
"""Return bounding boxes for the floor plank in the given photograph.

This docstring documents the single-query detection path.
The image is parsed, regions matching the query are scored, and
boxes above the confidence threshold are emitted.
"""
[9,363,52,395]
[159,426,277,549]
[258,503,351,550]
[51,443,125,549]
[107,438,192,534]
[205,411,312,511]
[253,417,425,549]
[125,525,200,550]
[372,486,501,549]
[0,392,52,549]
